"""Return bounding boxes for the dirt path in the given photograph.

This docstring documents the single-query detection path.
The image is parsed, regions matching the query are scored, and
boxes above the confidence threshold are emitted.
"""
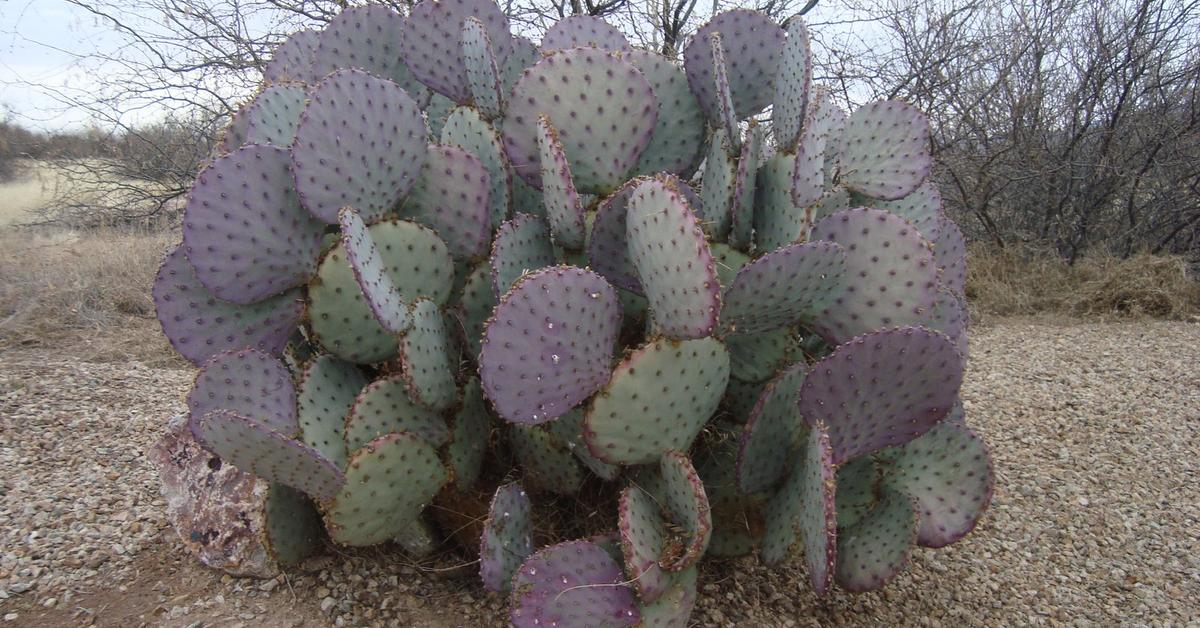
[1,318,1197,626]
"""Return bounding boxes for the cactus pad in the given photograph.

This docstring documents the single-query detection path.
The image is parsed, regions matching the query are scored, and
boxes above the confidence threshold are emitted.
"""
[618,486,674,602]
[790,110,829,210]
[309,220,454,363]
[338,207,411,334]
[752,152,803,250]
[797,422,837,594]
[834,488,917,592]
[310,5,428,99]
[720,240,846,334]
[264,484,325,566]
[501,35,539,96]
[490,213,557,296]
[835,455,877,528]
[627,51,705,176]
[657,451,712,571]
[880,421,993,547]
[509,425,586,495]
[540,16,631,53]
[584,337,730,465]
[401,0,513,103]
[798,326,963,465]
[874,180,943,243]
[297,355,365,468]
[933,215,967,295]
[399,144,492,261]
[244,85,307,146]
[708,33,740,147]
[693,422,763,557]
[263,29,318,84]
[502,48,657,193]
[400,299,458,411]
[637,565,697,628]
[546,408,620,481]
[729,123,762,249]
[291,69,427,223]
[709,242,749,289]
[480,266,620,424]
[344,373,449,450]
[154,244,303,366]
[839,100,931,201]
[536,116,586,249]
[510,540,640,628]
[809,208,939,343]
[626,176,721,339]
[480,482,534,592]
[771,18,812,150]
[926,288,969,357]
[462,17,504,119]
[446,377,491,490]
[441,106,512,228]
[735,362,807,495]
[456,261,497,361]
[725,328,796,382]
[183,144,323,304]
[188,348,298,437]
[323,432,448,546]
[720,378,764,422]
[588,176,646,293]
[190,410,345,501]
[699,128,737,238]
[684,10,783,122]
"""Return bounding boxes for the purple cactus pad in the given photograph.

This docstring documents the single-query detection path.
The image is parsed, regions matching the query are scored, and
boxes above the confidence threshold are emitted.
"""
[263,29,319,84]
[771,18,813,150]
[489,213,556,297]
[188,348,299,437]
[839,100,931,201]
[510,540,640,628]
[708,32,741,148]
[399,144,492,261]
[539,16,631,54]
[720,240,846,335]
[684,10,783,123]
[657,451,712,572]
[401,0,513,103]
[480,481,534,593]
[874,180,944,243]
[461,17,503,119]
[338,207,411,334]
[536,116,586,249]
[311,5,428,100]
[932,215,967,296]
[618,486,674,602]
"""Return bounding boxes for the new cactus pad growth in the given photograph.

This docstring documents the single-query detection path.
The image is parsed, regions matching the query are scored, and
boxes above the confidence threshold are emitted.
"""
[155,3,991,622]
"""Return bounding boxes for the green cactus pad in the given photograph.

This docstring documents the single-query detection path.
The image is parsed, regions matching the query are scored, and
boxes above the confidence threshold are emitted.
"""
[751,152,800,251]
[618,486,674,602]
[395,515,441,558]
[462,17,504,119]
[813,185,850,223]
[323,432,448,546]
[657,451,712,571]
[188,348,298,437]
[797,422,837,594]
[338,207,410,334]
[735,362,808,495]
[264,483,325,566]
[584,337,730,465]
[708,32,741,148]
[839,100,931,201]
[297,355,366,468]
[500,35,539,96]
[932,215,966,296]
[441,106,512,228]
[771,18,812,150]
[509,425,585,495]
[480,266,620,424]
[244,85,307,146]
[446,377,491,490]
[502,47,657,193]
[399,299,458,411]
[545,408,620,481]
[540,16,631,53]
[725,328,799,382]
[809,208,938,342]
[626,176,721,339]
[836,456,878,529]
[709,243,750,289]
[425,93,455,140]
[720,378,764,423]
[309,219,454,363]
[190,410,345,501]
[263,29,318,84]
[399,144,493,261]
[729,123,762,250]
[489,213,556,296]
[637,564,697,628]
[790,108,829,210]
[834,488,917,592]
[926,288,969,357]
[455,261,496,361]
[720,240,846,335]
[479,482,534,593]
[292,69,427,223]
[400,0,513,103]
[510,540,640,628]
[684,10,783,122]
[310,5,428,100]
[798,326,963,465]
[344,373,449,451]
[880,421,993,547]
[693,421,762,557]
[700,128,737,238]
[153,244,303,366]
[810,88,847,182]
[874,180,943,243]
[536,116,586,249]
[182,144,324,304]
[626,51,705,176]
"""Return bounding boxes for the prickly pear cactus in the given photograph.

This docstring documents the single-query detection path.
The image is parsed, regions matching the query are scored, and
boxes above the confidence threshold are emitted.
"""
[155,2,991,621]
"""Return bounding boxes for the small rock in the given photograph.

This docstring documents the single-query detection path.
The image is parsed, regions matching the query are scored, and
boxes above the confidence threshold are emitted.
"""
[320,597,337,613]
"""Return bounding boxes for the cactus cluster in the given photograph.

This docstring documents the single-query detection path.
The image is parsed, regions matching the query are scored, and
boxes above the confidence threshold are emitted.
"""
[155,1,990,624]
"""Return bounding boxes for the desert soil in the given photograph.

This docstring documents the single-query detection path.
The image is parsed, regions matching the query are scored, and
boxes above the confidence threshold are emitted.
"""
[0,318,1197,627]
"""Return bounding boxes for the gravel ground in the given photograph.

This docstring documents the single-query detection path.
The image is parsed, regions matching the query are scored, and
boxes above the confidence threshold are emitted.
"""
[0,318,1197,626]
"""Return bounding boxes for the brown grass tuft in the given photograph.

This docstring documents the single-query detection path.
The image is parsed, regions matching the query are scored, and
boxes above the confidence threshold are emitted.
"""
[967,244,1200,320]
[0,228,184,366]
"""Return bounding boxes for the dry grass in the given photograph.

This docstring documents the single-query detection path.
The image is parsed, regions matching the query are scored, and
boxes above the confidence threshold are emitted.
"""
[0,228,183,366]
[967,244,1200,320]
